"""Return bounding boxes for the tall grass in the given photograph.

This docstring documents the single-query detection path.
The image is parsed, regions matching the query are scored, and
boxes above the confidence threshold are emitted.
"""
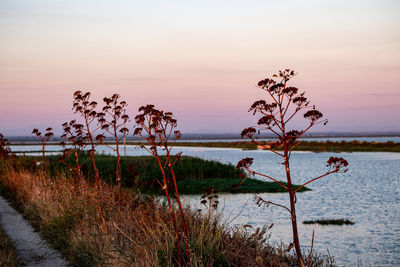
[0,225,20,267]
[0,157,337,266]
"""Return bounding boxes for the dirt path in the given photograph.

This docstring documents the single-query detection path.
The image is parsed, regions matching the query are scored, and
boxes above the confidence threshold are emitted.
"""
[0,195,69,266]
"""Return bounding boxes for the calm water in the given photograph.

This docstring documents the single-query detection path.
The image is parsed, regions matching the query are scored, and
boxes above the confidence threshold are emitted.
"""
[9,144,400,266]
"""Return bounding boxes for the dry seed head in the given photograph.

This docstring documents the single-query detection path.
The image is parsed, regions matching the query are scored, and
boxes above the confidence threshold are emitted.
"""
[236,157,254,169]
[304,110,323,122]
[119,127,129,134]
[241,127,256,138]
[282,86,299,97]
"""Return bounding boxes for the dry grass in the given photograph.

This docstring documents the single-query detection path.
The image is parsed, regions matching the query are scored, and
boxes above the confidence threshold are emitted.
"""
[0,225,20,267]
[0,158,335,266]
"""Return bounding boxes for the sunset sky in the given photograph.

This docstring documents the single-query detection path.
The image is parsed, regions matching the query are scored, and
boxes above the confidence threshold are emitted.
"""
[1,0,399,136]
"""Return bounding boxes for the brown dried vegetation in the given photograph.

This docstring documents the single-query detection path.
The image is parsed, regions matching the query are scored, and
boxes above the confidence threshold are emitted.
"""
[0,156,336,266]
[97,94,130,214]
[31,127,53,182]
[238,69,348,266]
[134,104,189,266]
[72,90,106,231]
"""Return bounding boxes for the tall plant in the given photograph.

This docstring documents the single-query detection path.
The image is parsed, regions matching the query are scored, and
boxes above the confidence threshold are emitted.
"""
[237,69,349,266]
[134,104,189,266]
[59,120,90,186]
[31,127,53,181]
[97,94,130,214]
[72,90,106,232]
[0,133,12,159]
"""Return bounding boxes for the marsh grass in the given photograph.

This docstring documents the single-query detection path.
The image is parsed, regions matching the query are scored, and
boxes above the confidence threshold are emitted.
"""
[14,155,308,194]
[0,157,335,266]
[17,155,243,191]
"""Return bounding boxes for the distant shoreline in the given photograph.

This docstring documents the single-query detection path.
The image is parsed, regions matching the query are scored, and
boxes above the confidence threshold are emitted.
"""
[8,139,400,153]
[4,132,400,143]
[159,140,400,153]
[7,134,400,145]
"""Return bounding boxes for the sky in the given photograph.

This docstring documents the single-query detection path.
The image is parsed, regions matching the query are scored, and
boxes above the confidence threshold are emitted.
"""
[0,0,399,136]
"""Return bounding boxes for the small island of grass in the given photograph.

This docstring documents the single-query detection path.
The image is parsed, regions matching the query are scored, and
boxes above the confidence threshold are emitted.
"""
[177,177,309,194]
[303,219,355,225]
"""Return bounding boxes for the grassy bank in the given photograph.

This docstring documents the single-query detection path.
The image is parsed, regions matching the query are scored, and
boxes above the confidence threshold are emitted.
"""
[0,225,20,267]
[168,140,400,152]
[14,155,308,194]
[0,157,336,266]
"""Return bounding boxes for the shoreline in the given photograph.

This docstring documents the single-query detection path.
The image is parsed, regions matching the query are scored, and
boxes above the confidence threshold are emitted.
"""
[10,140,400,153]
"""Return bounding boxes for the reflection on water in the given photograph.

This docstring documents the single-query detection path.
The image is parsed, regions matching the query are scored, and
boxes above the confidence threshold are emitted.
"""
[9,145,400,266]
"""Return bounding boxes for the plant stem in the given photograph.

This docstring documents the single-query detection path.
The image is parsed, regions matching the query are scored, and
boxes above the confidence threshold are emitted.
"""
[155,154,182,267]
[84,114,106,233]
[113,117,122,216]
[167,149,190,263]
[280,80,304,266]
[41,139,46,184]
[285,155,304,266]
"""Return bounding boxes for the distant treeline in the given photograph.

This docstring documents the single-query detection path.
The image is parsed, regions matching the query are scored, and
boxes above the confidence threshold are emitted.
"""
[5,132,400,142]
[9,140,400,152]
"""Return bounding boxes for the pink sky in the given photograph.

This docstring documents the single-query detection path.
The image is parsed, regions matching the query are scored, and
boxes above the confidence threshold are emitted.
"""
[1,0,399,136]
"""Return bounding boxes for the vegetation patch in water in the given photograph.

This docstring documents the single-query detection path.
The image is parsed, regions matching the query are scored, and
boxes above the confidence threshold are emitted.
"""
[303,219,355,225]
[177,177,310,194]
